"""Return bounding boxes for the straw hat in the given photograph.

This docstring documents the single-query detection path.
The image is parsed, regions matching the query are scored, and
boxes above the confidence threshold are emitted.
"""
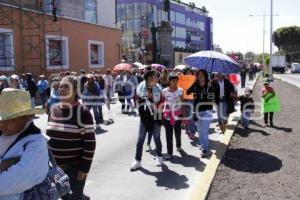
[0,89,45,121]
[10,74,19,80]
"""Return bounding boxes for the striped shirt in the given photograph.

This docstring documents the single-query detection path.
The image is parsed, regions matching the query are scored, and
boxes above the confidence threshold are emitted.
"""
[46,102,96,173]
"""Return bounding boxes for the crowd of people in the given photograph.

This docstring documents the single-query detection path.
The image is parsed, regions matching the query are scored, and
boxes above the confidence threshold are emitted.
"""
[0,63,280,199]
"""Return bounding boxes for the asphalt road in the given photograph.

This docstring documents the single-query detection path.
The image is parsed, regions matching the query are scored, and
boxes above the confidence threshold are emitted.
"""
[273,73,300,88]
[207,76,300,200]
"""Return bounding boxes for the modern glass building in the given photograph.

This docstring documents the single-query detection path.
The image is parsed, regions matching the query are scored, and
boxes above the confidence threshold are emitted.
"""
[116,0,213,63]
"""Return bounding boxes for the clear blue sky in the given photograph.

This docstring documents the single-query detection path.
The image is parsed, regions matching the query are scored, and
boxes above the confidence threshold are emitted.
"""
[182,0,300,54]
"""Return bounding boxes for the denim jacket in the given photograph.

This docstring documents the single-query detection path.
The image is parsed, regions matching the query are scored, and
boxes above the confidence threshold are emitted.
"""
[0,131,49,200]
[136,81,162,103]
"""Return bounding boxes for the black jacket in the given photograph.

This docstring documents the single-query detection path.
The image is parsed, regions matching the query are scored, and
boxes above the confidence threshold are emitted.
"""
[212,79,235,114]
[137,97,162,131]
[27,79,37,98]
[186,82,215,112]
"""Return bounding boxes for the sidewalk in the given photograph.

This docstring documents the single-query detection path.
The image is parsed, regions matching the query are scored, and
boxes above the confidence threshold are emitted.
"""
[207,76,300,200]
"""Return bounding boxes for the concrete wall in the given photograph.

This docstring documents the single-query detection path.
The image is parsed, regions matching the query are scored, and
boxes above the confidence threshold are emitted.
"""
[61,0,85,20]
[96,0,116,28]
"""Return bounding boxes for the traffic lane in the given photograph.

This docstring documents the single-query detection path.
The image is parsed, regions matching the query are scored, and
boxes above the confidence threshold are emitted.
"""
[274,73,300,88]
[207,77,300,200]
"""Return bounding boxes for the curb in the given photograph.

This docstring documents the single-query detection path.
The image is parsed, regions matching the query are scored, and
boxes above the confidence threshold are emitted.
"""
[187,74,260,200]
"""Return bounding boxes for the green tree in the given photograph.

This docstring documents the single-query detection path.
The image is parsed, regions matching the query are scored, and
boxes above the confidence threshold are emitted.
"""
[244,51,256,62]
[274,26,300,62]
[256,53,270,64]
[201,6,209,13]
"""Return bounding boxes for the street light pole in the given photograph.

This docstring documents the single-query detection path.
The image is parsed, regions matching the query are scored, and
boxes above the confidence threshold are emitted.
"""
[262,10,265,68]
[269,0,273,81]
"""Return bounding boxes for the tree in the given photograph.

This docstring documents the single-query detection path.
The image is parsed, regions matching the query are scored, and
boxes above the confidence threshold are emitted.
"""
[244,51,256,62]
[274,26,300,62]
[256,53,270,64]
[201,6,209,13]
[189,2,196,10]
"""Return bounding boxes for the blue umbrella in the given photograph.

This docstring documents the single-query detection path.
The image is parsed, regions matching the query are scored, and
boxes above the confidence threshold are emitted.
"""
[184,51,241,74]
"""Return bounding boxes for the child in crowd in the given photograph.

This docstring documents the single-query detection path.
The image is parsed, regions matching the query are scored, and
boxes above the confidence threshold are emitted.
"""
[162,72,184,160]
[262,80,280,127]
[237,88,255,130]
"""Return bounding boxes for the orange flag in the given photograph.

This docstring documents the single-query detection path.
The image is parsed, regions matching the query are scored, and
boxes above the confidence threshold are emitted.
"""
[178,75,196,100]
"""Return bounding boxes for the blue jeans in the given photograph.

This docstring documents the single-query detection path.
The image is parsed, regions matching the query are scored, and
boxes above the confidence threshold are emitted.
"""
[195,110,213,151]
[39,92,47,107]
[241,110,251,128]
[183,100,197,135]
[135,122,162,161]
[218,101,228,125]
[31,97,35,108]
[125,90,133,110]
[87,105,103,125]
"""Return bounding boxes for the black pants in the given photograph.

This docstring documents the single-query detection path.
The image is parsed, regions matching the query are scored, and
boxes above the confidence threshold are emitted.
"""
[241,75,246,88]
[164,119,181,155]
[147,132,152,145]
[264,112,274,124]
[62,165,87,200]
[117,91,125,110]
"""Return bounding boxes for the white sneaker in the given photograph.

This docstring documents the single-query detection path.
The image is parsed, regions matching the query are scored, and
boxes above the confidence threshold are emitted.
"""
[156,156,163,167]
[130,160,141,171]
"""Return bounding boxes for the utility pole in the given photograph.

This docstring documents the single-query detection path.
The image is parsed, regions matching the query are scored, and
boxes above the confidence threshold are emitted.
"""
[269,0,273,81]
[249,4,278,77]
[262,10,265,68]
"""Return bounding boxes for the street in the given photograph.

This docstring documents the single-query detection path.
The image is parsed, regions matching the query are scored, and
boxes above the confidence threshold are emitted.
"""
[207,76,300,200]
[273,73,300,88]
[33,77,255,200]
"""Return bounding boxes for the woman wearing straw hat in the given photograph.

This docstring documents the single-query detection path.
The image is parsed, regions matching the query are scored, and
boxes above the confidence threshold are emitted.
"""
[0,89,49,200]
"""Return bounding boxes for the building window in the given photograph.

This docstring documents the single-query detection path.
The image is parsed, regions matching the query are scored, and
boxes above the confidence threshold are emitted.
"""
[85,0,97,24]
[175,41,186,48]
[171,11,176,22]
[175,12,185,25]
[45,35,69,69]
[200,22,205,31]
[175,27,186,39]
[0,28,15,71]
[88,40,104,68]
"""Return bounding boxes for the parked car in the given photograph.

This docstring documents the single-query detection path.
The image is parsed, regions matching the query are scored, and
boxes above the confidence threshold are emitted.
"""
[291,63,300,74]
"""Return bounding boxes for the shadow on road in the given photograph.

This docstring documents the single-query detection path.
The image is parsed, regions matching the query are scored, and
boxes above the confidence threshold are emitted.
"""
[170,150,206,172]
[271,125,293,133]
[250,121,265,128]
[95,128,108,135]
[234,126,270,137]
[140,165,190,190]
[222,148,282,173]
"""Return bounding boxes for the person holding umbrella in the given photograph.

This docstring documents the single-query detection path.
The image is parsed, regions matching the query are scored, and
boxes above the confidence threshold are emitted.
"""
[187,69,215,158]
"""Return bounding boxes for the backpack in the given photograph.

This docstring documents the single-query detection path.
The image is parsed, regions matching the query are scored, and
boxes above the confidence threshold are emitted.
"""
[23,149,71,200]
[1,123,71,200]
